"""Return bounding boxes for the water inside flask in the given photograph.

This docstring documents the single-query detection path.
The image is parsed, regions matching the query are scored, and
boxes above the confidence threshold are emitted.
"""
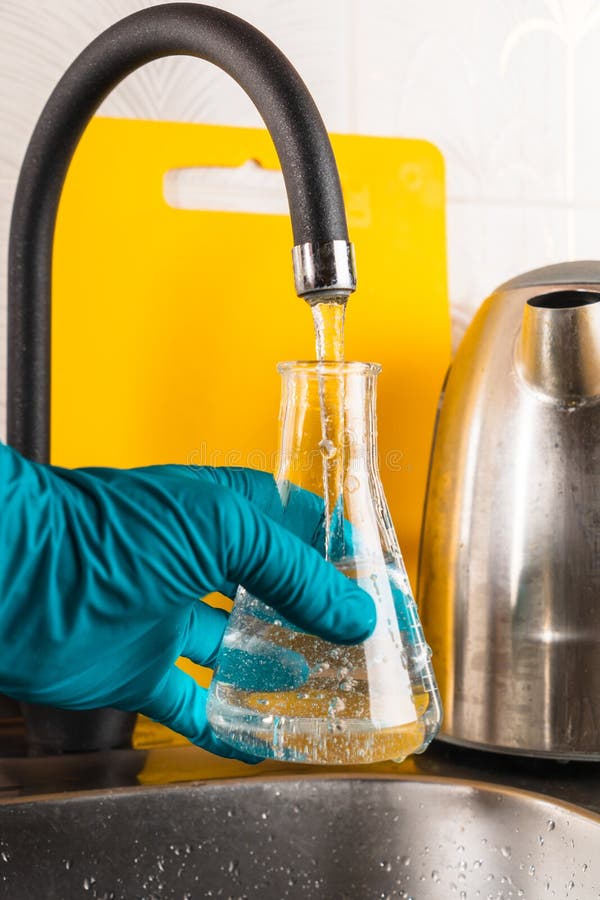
[207,300,442,764]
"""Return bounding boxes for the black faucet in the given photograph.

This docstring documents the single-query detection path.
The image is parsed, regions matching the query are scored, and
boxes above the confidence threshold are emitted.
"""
[5,3,356,755]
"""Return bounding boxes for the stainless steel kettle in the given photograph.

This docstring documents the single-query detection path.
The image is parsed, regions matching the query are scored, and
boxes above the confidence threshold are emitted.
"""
[418,260,600,759]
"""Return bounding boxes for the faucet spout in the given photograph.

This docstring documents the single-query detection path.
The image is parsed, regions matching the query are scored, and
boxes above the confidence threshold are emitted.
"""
[8,2,356,463]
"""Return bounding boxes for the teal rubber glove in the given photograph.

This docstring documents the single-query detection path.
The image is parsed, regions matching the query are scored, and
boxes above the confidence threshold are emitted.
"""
[0,444,376,760]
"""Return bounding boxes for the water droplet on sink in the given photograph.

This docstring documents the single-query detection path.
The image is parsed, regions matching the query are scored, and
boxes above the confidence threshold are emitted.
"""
[501,846,512,859]
[0,852,9,863]
[431,870,440,883]
[546,819,556,831]
[529,865,536,877]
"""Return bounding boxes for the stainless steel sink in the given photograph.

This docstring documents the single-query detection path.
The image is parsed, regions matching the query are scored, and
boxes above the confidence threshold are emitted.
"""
[1,774,599,899]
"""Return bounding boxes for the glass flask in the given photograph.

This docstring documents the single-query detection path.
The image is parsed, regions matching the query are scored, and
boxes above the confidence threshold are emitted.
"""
[207,361,442,764]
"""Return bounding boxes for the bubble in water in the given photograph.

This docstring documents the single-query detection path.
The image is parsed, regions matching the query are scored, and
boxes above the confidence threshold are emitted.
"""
[0,852,9,863]
[319,439,337,459]
[328,696,345,713]
[347,475,360,493]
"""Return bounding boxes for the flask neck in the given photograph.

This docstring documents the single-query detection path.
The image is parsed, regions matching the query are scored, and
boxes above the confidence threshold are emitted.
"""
[275,361,385,563]
[276,362,380,480]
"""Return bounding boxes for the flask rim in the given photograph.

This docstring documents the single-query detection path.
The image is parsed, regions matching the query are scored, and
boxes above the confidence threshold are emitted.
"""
[277,360,382,376]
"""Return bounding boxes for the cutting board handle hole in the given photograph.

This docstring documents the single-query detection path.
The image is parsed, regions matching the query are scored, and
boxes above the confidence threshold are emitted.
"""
[163,160,287,215]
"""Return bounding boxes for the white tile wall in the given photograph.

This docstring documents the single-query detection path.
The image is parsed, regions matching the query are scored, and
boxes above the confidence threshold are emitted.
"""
[2,0,600,438]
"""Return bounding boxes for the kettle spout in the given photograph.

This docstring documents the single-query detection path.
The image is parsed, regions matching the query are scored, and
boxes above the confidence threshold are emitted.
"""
[516,289,600,401]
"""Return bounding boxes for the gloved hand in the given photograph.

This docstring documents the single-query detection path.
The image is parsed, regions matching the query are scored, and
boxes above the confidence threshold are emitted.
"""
[0,443,376,760]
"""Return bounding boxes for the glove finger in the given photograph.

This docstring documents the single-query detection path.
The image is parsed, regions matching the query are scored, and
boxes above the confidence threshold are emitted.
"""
[197,467,280,512]
[181,603,228,667]
[223,494,376,645]
[79,463,327,551]
[194,467,327,549]
[138,666,260,763]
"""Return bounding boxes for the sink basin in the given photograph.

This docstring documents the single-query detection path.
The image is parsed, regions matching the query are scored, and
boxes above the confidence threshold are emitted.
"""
[1,775,598,898]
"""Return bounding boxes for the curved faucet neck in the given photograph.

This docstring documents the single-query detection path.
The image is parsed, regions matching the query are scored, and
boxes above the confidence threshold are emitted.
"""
[8,2,356,462]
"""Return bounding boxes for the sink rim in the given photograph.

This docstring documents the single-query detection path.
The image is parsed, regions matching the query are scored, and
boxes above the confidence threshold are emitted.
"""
[2,770,600,827]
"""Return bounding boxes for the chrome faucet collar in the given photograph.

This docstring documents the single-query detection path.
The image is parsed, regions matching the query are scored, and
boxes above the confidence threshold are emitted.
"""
[292,240,356,302]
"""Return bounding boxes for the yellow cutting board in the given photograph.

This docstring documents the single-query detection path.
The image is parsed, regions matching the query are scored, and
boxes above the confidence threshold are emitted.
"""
[51,118,449,745]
